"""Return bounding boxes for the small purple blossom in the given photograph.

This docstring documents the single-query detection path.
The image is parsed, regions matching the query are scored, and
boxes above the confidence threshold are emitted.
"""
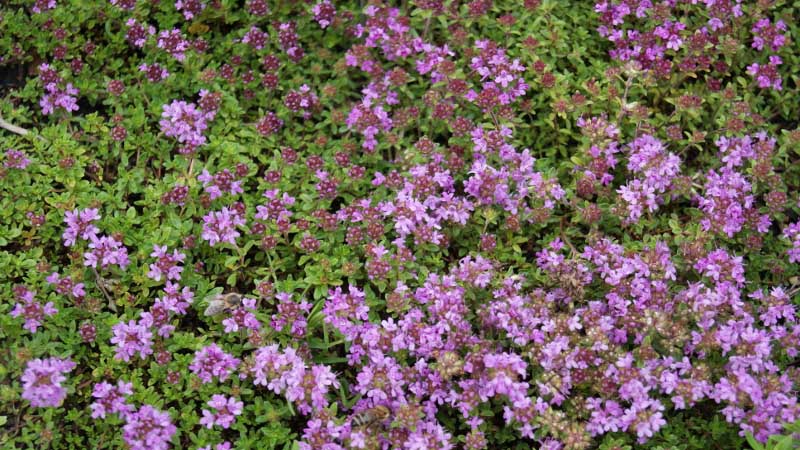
[40,82,79,115]
[110,0,136,10]
[199,395,243,429]
[189,343,240,383]
[32,0,57,13]
[122,405,176,450]
[4,149,31,169]
[241,26,268,50]
[147,245,185,282]
[784,222,800,263]
[751,18,787,52]
[312,1,336,29]
[198,168,244,200]
[157,29,190,62]
[159,99,211,153]
[271,292,311,338]
[125,19,155,47]
[90,380,134,419]
[83,235,130,270]
[221,297,261,333]
[10,287,57,333]
[138,63,169,82]
[110,319,154,362]
[21,357,75,407]
[201,207,246,247]
[747,56,783,91]
[46,272,86,299]
[62,208,100,246]
[175,0,205,20]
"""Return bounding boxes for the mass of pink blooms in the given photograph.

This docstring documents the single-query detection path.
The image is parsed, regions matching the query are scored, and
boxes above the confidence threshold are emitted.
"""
[6,0,800,449]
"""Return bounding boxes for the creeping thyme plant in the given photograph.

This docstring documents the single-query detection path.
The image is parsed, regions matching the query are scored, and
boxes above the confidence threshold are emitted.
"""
[1,1,800,449]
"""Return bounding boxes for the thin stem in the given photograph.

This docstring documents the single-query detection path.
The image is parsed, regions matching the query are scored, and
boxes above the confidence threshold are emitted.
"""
[92,267,116,312]
[186,157,196,180]
[0,115,48,142]
[616,75,633,126]
[265,251,279,285]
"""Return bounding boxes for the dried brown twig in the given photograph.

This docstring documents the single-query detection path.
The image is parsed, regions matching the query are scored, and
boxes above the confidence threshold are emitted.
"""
[0,114,48,142]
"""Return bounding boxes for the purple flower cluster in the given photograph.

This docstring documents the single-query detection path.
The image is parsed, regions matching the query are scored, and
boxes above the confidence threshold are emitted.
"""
[32,0,57,13]
[159,99,212,154]
[156,281,195,315]
[465,125,564,222]
[110,319,154,361]
[199,395,243,429]
[697,167,770,237]
[617,134,681,222]
[38,63,79,115]
[256,111,283,137]
[157,29,190,62]
[125,19,155,48]
[247,344,339,415]
[90,380,134,419]
[312,1,336,29]
[783,222,800,263]
[255,189,295,226]
[277,21,304,62]
[110,280,193,362]
[20,357,75,407]
[189,343,240,383]
[467,40,528,107]
[138,63,169,82]
[379,160,473,246]
[4,149,31,169]
[122,405,176,450]
[84,234,130,270]
[10,286,57,333]
[284,85,319,119]
[271,292,311,338]
[46,272,86,300]
[110,0,136,10]
[346,103,393,151]
[147,245,185,282]
[594,1,785,89]
[201,207,246,247]
[62,208,100,246]
[241,26,268,50]
[198,168,244,200]
[221,296,261,333]
[175,0,206,20]
[747,56,783,91]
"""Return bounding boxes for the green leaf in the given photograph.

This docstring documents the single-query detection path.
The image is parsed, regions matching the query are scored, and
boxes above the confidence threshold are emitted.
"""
[226,272,237,286]
[745,432,764,450]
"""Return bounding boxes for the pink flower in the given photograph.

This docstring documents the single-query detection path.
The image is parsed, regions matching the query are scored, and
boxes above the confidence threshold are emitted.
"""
[157,29,190,61]
[21,357,75,407]
[201,207,246,247]
[62,207,100,246]
[312,1,336,28]
[123,405,176,450]
[83,235,130,270]
[4,149,31,169]
[147,245,185,282]
[160,99,211,153]
[189,343,240,383]
[90,380,134,419]
[110,319,154,361]
[10,287,57,333]
[199,395,243,429]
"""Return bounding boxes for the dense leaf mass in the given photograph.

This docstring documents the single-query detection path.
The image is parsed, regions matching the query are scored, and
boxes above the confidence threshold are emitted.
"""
[1,1,800,449]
